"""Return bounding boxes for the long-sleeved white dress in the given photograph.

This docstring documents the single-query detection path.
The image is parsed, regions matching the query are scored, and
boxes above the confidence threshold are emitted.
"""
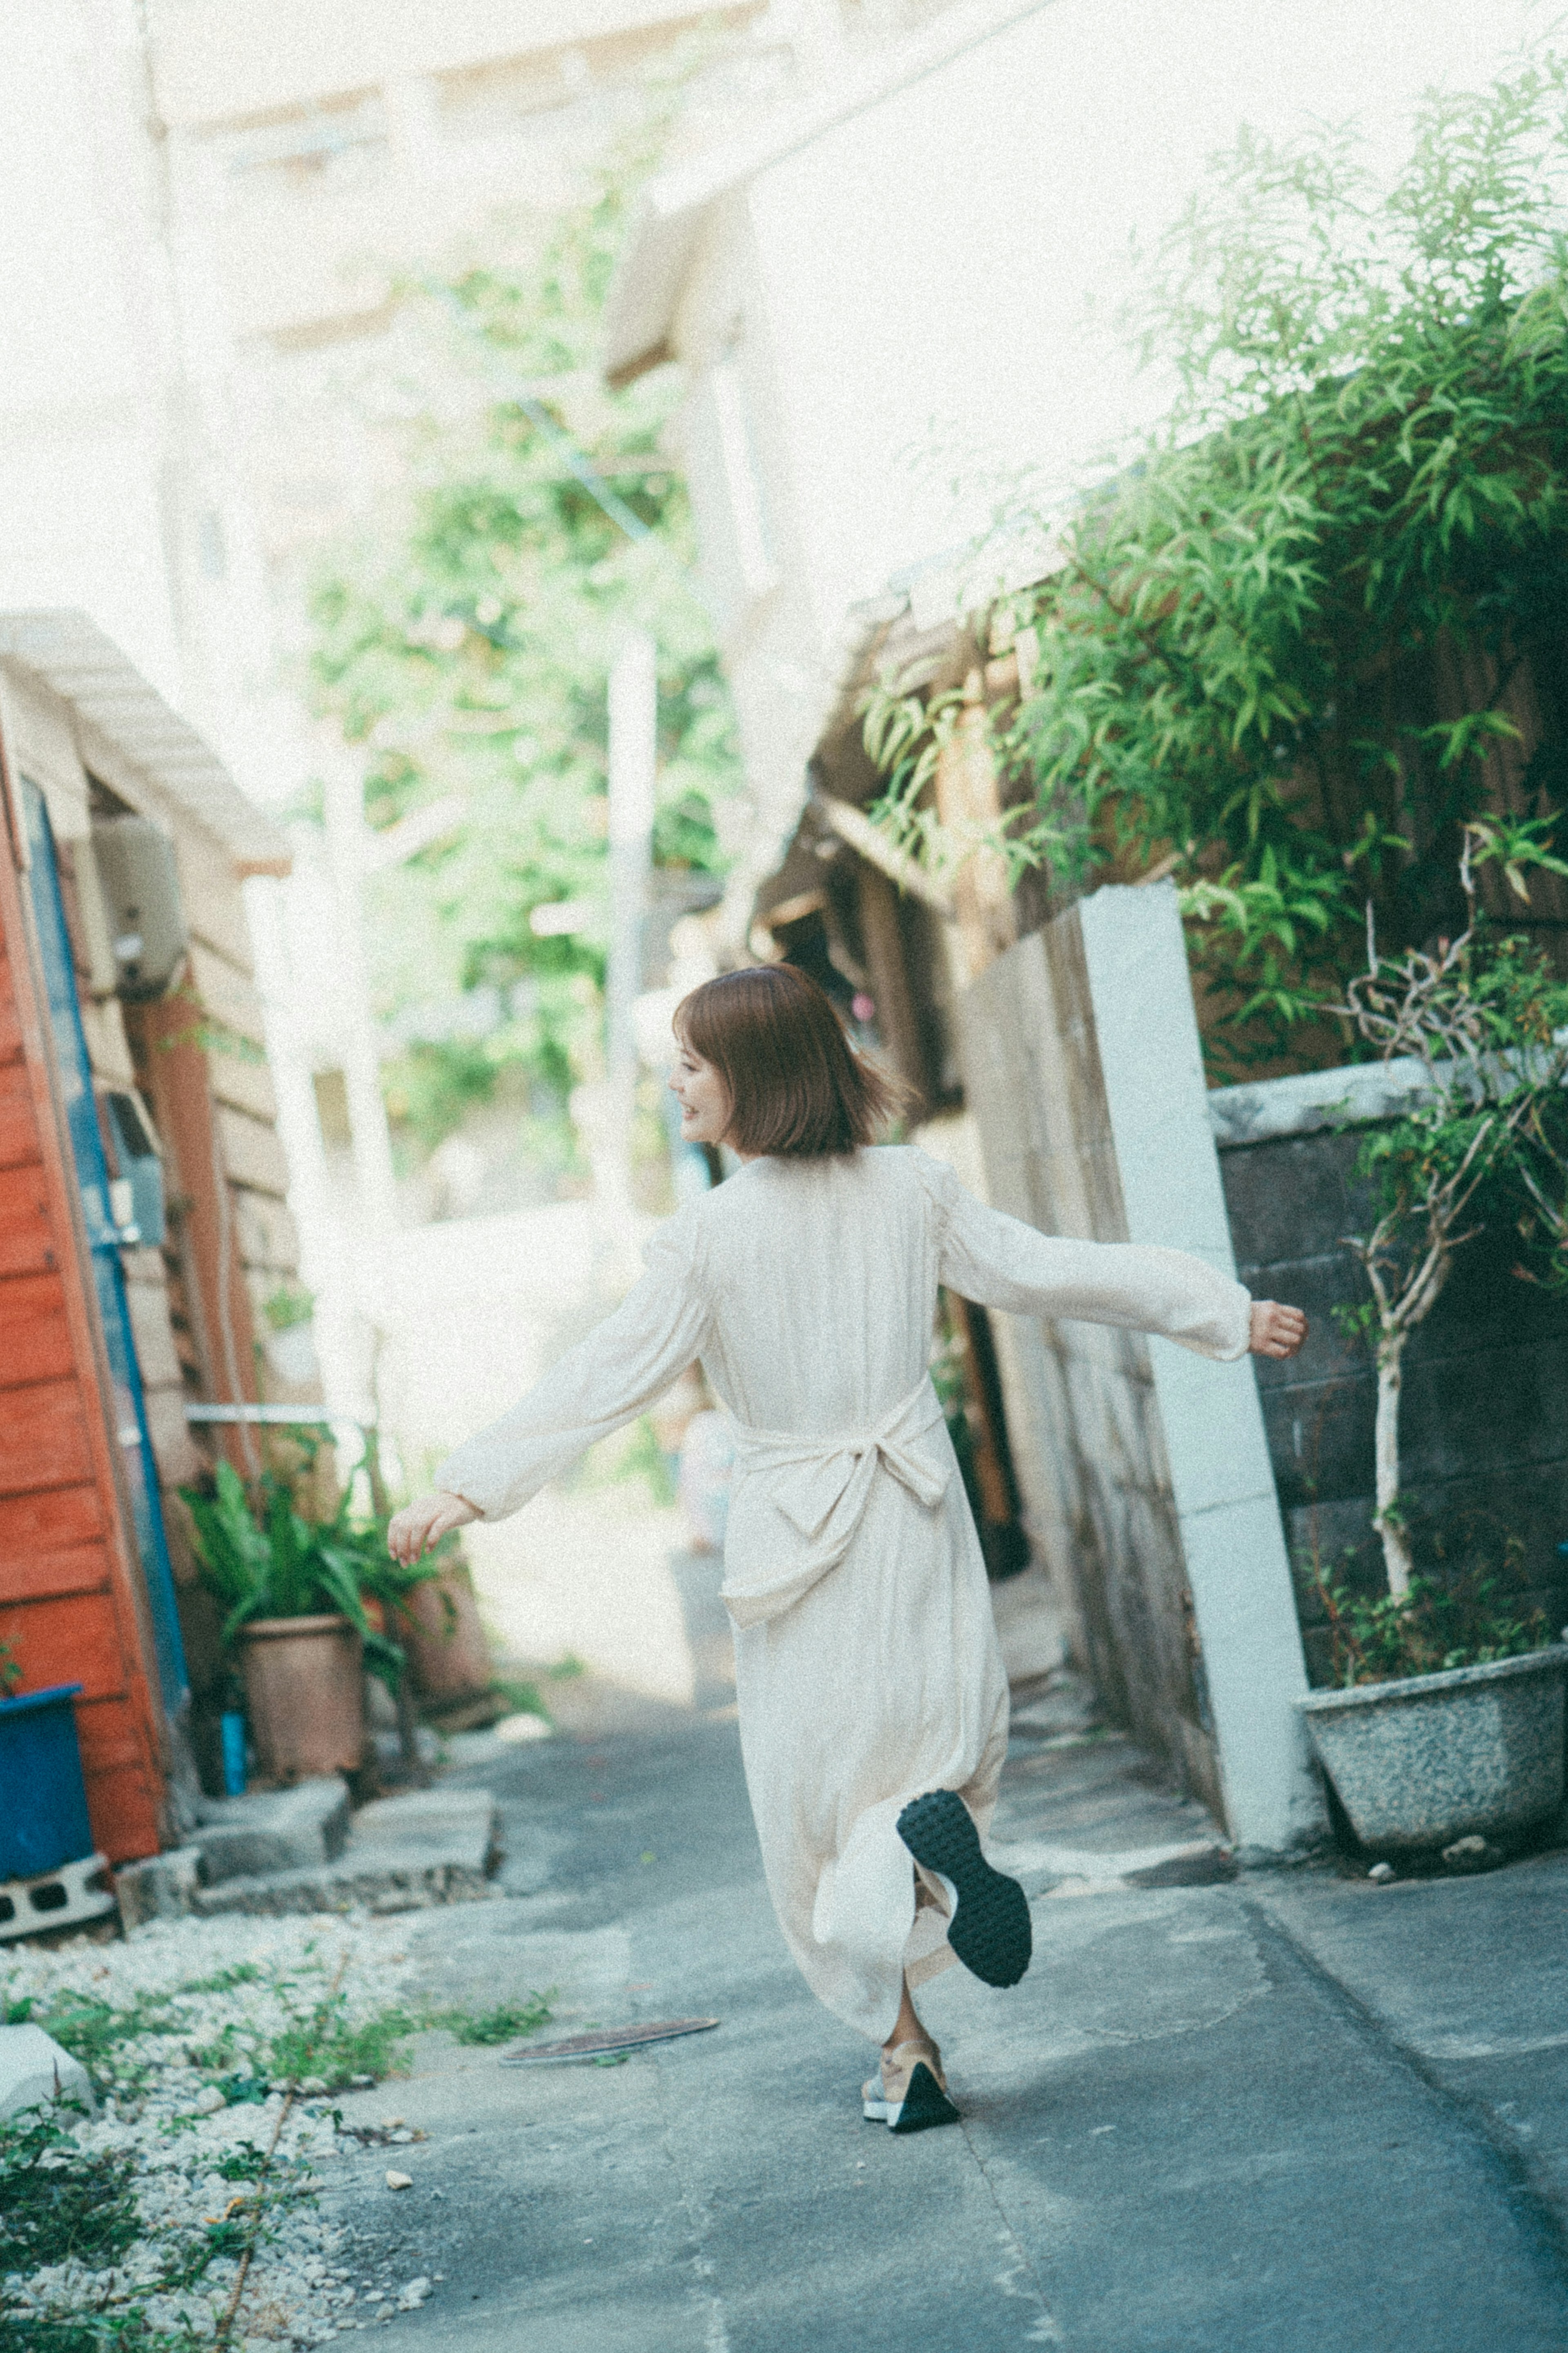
[435,1145,1252,2043]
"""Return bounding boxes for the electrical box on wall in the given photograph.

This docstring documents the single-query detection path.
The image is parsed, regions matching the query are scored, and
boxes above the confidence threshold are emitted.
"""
[88,817,188,999]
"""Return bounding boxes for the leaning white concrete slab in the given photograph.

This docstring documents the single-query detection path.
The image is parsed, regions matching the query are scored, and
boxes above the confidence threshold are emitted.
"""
[0,2023,94,2118]
[1081,881,1323,1855]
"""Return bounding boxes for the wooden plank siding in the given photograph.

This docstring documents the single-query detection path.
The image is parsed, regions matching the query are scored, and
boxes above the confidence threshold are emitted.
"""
[0,908,168,1860]
[0,623,298,1836]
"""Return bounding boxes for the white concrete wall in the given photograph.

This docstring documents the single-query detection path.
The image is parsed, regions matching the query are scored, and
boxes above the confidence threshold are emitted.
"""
[0,2,186,703]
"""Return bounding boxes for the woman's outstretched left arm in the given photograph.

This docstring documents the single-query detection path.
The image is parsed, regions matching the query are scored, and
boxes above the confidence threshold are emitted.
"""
[926,1157,1305,1364]
[1249,1299,1307,1357]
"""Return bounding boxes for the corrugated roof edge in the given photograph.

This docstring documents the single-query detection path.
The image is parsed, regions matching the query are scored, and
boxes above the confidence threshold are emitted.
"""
[0,611,290,878]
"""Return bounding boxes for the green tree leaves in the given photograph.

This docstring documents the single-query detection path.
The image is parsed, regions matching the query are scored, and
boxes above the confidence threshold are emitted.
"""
[865,53,1568,1075]
[307,151,742,1158]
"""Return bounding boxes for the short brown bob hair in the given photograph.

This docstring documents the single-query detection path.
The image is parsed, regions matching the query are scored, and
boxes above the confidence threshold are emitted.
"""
[674,964,907,1158]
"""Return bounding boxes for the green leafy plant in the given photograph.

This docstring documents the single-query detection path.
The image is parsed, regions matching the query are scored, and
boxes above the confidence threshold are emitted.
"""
[0,1639,20,1697]
[487,1675,548,1724]
[260,1282,315,1334]
[1308,1526,1552,1688]
[0,2110,138,2275]
[307,130,744,1164]
[428,1994,554,2048]
[572,1413,677,1505]
[181,1454,446,1692]
[863,56,1568,1073]
[1514,1064,1568,1287]
[188,1992,555,2090]
[1326,829,1568,1598]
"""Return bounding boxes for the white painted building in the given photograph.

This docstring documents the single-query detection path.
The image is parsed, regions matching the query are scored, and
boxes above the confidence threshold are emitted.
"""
[0,0,957,1425]
[0,2,250,743]
[603,0,1547,922]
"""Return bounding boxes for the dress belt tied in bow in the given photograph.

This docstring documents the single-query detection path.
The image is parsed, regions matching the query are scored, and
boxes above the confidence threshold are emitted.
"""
[719,1375,952,1630]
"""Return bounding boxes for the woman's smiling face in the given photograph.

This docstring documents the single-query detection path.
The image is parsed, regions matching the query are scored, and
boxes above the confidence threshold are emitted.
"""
[668,1035,732,1146]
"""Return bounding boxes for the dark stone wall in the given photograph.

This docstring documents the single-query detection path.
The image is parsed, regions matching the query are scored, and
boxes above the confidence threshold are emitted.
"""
[1219,1126,1568,1686]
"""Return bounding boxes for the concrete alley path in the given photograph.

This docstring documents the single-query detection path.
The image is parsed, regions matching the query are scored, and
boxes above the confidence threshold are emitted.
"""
[321,1561,1568,2353]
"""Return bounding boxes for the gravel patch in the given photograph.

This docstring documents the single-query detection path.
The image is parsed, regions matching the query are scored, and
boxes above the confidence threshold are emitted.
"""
[0,1914,450,2353]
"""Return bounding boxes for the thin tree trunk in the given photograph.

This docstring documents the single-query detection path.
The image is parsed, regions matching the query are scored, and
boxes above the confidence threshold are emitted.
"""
[1372,1334,1414,1599]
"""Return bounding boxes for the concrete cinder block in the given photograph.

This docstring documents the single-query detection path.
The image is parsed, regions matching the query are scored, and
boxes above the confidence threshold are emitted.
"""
[0,2023,94,2117]
[0,1853,117,1944]
[114,1845,203,1934]
[193,1778,350,1885]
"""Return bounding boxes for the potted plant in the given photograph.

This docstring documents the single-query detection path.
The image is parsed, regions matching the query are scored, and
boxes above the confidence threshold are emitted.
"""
[401,1557,494,1709]
[183,1452,441,1787]
[1296,827,1568,1853]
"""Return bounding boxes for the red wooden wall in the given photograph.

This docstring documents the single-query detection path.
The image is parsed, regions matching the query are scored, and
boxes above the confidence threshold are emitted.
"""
[0,785,168,1865]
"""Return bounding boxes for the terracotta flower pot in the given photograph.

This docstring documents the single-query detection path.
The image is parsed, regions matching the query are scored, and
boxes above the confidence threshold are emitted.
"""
[238,1615,364,1784]
[403,1561,493,1702]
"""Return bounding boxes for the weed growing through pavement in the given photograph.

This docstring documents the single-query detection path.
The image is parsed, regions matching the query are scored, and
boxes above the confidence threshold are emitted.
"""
[433,1995,553,2047]
[0,2110,138,2272]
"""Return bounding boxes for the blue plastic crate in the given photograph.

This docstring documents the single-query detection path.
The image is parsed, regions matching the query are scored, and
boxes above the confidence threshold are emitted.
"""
[0,1686,94,1880]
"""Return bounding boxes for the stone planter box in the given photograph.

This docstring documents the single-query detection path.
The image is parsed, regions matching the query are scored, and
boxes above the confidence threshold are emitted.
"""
[1296,1646,1568,1852]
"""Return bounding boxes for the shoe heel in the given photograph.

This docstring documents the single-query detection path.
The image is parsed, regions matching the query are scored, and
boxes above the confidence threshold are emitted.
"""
[888,2061,961,2134]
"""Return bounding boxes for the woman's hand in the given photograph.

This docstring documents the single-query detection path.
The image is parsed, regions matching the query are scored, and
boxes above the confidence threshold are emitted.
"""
[1249,1300,1307,1359]
[388,1490,479,1566]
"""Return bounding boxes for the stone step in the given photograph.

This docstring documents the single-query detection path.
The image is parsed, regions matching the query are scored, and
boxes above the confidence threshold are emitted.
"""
[116,1789,499,1930]
[989,1833,1234,1898]
[192,1778,350,1884]
[189,1789,499,1920]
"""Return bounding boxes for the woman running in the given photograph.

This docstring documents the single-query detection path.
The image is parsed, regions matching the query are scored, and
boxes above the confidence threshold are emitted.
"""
[389,964,1306,2134]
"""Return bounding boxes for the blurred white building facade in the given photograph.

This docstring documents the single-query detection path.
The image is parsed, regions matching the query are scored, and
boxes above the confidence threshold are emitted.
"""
[604,0,1547,927]
[0,0,945,1421]
[5,0,1539,1429]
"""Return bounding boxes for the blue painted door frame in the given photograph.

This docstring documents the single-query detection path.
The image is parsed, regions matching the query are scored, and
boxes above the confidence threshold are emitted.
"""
[21,781,189,1717]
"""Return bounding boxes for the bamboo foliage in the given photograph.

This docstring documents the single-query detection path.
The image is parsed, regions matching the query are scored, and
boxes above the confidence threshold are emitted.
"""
[862,56,1568,1073]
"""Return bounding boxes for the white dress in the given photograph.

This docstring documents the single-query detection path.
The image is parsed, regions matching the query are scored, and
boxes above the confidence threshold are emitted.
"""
[435,1145,1252,2043]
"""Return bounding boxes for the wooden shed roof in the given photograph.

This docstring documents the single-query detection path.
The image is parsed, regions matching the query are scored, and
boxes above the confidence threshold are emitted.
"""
[0,611,290,879]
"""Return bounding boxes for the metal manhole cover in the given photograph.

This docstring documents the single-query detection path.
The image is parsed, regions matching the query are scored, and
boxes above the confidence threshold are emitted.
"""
[499,2018,719,2065]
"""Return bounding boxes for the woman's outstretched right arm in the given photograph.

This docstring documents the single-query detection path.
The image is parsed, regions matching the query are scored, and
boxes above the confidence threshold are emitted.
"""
[388,1211,710,1563]
[391,1488,480,1564]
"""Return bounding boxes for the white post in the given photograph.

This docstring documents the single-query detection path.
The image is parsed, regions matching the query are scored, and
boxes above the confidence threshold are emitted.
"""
[1078,881,1324,1855]
[321,763,400,1240]
[605,631,657,1214]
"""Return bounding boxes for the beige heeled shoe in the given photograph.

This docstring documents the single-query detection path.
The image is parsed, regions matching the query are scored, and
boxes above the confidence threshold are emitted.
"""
[861,2037,961,2133]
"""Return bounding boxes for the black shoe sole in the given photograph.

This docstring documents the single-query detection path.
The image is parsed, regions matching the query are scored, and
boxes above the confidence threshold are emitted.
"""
[896,1789,1033,1989]
[888,2061,962,2134]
